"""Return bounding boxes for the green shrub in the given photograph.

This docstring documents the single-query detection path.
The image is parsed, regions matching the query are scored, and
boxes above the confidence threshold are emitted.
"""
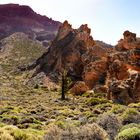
[128,102,140,108]
[121,108,140,124]
[0,125,44,140]
[120,123,140,132]
[115,127,140,140]
[82,91,91,97]
[87,98,109,106]
[110,105,126,114]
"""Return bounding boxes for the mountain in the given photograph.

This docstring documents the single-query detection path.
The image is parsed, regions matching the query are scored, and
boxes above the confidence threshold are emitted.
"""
[95,40,113,48]
[0,4,140,140]
[0,4,61,46]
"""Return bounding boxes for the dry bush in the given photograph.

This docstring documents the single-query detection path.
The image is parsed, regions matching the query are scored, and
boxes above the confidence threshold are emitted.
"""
[44,123,109,140]
[77,123,109,140]
[44,125,62,140]
[97,113,122,140]
[121,108,140,125]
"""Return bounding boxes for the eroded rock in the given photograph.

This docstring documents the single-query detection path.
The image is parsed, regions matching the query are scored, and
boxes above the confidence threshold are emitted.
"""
[106,31,140,104]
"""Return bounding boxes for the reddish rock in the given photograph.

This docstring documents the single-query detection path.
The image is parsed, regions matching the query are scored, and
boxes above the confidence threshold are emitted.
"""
[21,21,140,104]
[26,21,110,92]
[70,81,89,95]
[116,30,139,51]
[106,31,140,104]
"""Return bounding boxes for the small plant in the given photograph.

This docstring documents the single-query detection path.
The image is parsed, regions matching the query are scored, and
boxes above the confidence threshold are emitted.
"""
[60,69,72,100]
[87,97,109,106]
[115,127,140,140]
[0,125,44,140]
[121,108,140,125]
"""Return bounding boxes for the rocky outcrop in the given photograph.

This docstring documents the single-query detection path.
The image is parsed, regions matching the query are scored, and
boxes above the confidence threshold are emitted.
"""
[25,21,110,91]
[18,20,140,104]
[106,31,140,104]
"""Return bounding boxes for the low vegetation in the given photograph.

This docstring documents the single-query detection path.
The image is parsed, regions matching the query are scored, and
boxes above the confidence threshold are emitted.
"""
[0,33,140,140]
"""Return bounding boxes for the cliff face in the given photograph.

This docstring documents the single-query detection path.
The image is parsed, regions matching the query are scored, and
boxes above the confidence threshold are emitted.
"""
[106,31,140,104]
[0,4,61,44]
[26,21,110,93]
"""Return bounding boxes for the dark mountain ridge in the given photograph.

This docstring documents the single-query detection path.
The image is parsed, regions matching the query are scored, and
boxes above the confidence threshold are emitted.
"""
[0,4,61,43]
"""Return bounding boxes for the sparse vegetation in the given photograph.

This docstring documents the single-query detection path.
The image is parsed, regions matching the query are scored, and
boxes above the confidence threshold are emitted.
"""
[0,26,140,140]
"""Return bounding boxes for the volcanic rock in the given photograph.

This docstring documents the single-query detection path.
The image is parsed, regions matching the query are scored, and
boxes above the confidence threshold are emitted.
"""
[25,20,110,93]
[106,31,140,104]
[70,81,89,95]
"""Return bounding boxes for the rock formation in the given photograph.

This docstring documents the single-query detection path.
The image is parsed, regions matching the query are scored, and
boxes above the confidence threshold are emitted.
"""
[24,20,110,93]
[18,20,140,104]
[106,31,140,104]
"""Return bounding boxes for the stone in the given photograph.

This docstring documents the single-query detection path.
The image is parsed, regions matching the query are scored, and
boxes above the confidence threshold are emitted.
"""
[70,81,89,95]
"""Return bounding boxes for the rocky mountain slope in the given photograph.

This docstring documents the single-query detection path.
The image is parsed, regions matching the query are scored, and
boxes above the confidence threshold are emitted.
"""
[0,32,46,73]
[0,4,61,46]
[0,4,140,140]
[23,21,111,92]
[23,21,140,105]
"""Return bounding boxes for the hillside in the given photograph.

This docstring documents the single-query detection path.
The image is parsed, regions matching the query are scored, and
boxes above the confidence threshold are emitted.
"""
[0,4,61,47]
[0,4,140,140]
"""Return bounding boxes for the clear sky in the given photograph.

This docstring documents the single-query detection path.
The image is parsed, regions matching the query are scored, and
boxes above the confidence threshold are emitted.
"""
[0,0,140,45]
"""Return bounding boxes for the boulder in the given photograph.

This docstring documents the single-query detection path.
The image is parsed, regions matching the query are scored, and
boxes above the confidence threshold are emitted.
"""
[70,81,89,95]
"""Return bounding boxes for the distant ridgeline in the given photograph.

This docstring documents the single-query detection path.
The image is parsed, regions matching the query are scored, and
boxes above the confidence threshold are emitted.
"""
[0,4,61,46]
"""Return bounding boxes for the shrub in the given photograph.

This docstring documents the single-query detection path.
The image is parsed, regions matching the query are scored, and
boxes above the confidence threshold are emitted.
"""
[44,123,109,140]
[128,102,140,108]
[97,113,122,140]
[120,123,140,132]
[115,127,140,140]
[87,97,109,106]
[44,125,62,140]
[121,108,140,125]
[77,123,109,140]
[110,105,126,114]
[0,125,43,140]
[0,130,14,140]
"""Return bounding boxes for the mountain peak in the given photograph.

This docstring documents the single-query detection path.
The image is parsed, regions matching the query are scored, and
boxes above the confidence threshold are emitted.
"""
[0,4,61,42]
[0,4,35,17]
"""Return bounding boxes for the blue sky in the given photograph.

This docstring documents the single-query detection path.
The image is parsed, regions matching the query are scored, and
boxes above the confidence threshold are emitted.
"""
[0,0,140,45]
